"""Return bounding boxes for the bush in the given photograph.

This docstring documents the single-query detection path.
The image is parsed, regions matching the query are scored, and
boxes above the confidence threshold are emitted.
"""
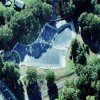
[45,70,55,83]
[26,67,37,84]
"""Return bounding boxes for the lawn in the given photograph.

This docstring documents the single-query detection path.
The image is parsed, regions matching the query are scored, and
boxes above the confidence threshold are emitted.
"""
[23,0,33,5]
[20,59,75,80]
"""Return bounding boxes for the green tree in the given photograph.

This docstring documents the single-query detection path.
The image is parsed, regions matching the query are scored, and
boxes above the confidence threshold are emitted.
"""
[0,57,24,99]
[86,95,95,100]
[0,25,13,49]
[26,67,37,84]
[1,62,20,82]
[59,88,79,100]
[0,62,20,92]
[3,8,15,23]
[78,12,100,41]
[0,55,4,74]
[76,45,87,65]
[71,38,80,62]
[8,0,52,46]
[73,0,95,14]
[0,4,5,25]
[59,80,79,100]
[94,4,100,15]
[57,0,75,18]
[91,0,97,7]
[85,45,90,54]
[45,69,55,83]
[62,0,75,17]
[95,81,100,99]
[75,64,84,76]
[42,2,52,21]
[42,0,52,4]
[27,0,52,23]
[76,65,98,99]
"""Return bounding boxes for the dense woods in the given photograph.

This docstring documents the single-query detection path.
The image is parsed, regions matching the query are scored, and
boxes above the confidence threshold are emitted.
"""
[0,0,52,50]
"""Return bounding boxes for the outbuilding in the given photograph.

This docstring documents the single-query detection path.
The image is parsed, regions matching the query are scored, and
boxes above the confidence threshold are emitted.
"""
[14,0,25,9]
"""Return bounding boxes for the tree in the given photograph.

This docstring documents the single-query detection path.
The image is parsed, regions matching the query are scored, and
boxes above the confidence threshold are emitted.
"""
[26,67,37,84]
[42,2,52,22]
[71,38,80,62]
[1,62,20,82]
[71,39,87,65]
[45,70,58,100]
[75,64,84,76]
[73,0,94,14]
[97,67,100,80]
[63,1,75,17]
[3,8,15,23]
[27,0,52,23]
[57,0,75,18]
[42,0,52,4]
[0,57,24,99]
[95,81,100,99]
[76,65,98,99]
[0,25,13,49]
[45,70,55,83]
[0,4,5,25]
[85,45,90,54]
[78,12,100,41]
[0,55,4,74]
[26,67,42,100]
[0,0,52,50]
[59,88,79,100]
[76,45,87,65]
[59,80,80,100]
[97,0,100,3]
[7,0,52,47]
[0,62,20,92]
[94,4,100,15]
[86,95,95,100]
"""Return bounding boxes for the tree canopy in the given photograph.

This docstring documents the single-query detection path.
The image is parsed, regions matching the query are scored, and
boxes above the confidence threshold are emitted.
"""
[45,69,55,83]
[26,67,37,84]
[57,0,75,18]
[78,12,100,41]
[0,0,52,50]
[59,80,80,100]
[94,4,100,15]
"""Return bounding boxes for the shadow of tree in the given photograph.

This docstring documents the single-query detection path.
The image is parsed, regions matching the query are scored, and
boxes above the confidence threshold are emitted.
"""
[27,81,42,100]
[9,81,24,100]
[47,82,58,100]
[1,0,6,5]
[81,33,98,54]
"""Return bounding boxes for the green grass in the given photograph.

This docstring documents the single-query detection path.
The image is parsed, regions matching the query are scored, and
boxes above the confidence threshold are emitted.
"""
[66,59,75,75]
[23,0,33,5]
